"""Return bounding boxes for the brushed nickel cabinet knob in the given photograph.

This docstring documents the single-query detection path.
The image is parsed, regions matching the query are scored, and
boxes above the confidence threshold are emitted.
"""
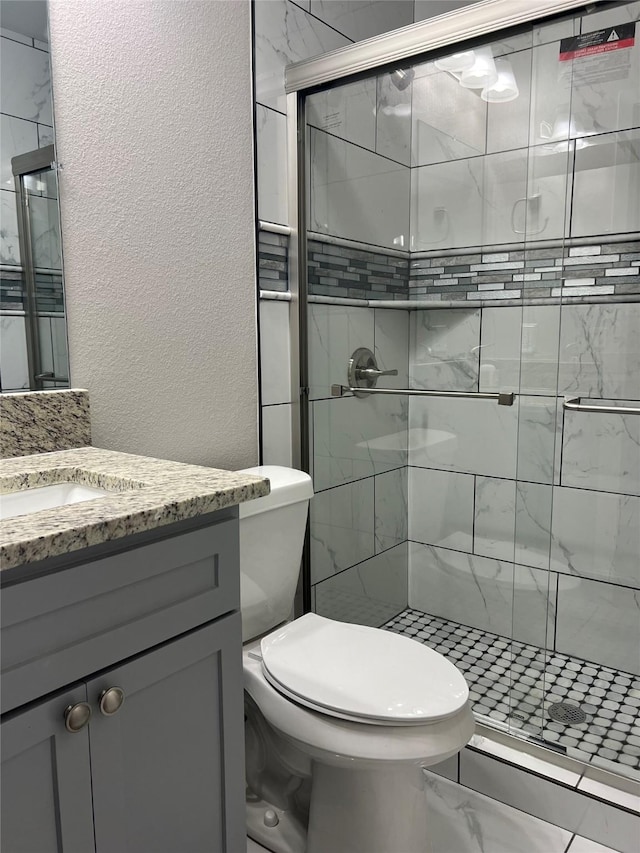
[99,687,125,716]
[64,702,92,733]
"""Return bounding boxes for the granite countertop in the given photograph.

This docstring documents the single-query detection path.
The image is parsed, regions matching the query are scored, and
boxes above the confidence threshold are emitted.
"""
[0,447,270,570]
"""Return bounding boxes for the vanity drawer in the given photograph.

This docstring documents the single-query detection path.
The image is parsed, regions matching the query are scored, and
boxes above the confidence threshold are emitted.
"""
[1,518,239,714]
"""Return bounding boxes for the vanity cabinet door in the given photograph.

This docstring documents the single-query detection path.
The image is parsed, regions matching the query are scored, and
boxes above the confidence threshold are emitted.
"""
[88,614,246,853]
[0,685,95,853]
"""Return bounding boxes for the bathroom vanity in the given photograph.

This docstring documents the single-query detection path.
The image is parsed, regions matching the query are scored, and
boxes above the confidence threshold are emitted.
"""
[0,446,269,853]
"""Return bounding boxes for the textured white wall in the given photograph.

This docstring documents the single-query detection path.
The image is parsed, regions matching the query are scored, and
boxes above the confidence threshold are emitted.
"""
[48,0,258,469]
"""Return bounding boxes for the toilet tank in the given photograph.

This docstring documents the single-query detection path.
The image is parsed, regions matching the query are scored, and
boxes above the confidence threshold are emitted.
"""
[237,466,313,642]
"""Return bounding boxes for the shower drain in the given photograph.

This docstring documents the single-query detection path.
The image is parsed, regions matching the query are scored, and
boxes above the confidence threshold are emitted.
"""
[547,702,588,725]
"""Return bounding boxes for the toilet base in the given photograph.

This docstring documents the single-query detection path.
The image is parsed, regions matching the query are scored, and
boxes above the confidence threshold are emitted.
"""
[248,762,433,853]
[306,762,431,853]
[246,795,307,853]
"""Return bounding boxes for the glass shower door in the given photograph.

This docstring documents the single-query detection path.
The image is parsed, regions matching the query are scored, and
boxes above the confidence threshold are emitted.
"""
[300,0,640,783]
[531,1,640,774]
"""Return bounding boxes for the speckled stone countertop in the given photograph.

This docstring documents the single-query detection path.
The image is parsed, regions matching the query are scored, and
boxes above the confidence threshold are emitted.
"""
[0,389,91,458]
[0,447,270,570]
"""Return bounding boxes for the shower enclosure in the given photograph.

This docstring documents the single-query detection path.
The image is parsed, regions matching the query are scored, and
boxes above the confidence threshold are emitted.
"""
[1,145,68,392]
[288,0,640,783]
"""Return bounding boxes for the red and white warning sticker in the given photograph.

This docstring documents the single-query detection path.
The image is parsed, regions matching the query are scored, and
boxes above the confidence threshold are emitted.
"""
[559,22,635,61]
[557,22,636,87]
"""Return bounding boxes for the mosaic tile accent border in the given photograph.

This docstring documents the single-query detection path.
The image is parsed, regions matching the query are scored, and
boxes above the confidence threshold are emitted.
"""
[384,608,640,779]
[409,241,640,302]
[258,231,288,293]
[0,268,65,312]
[308,239,409,300]
[261,233,640,304]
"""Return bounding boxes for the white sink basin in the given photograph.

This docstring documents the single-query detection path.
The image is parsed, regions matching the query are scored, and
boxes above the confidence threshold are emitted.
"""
[0,483,111,520]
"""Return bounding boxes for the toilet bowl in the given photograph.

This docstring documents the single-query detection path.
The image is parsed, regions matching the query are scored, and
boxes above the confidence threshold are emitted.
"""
[238,466,474,853]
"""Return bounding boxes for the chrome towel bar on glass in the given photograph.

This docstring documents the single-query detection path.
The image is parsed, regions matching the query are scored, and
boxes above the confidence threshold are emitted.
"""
[333,347,515,405]
[331,385,516,405]
[563,397,640,415]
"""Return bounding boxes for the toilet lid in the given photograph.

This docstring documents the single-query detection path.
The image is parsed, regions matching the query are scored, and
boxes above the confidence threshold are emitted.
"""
[260,613,469,725]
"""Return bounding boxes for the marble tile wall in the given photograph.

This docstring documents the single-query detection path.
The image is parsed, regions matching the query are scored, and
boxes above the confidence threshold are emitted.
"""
[313,541,408,626]
[304,301,410,612]
[407,299,640,676]
[255,0,425,551]
[255,3,640,672]
[409,1,640,254]
[254,0,433,231]
[0,29,54,274]
[309,126,411,250]
[0,29,66,393]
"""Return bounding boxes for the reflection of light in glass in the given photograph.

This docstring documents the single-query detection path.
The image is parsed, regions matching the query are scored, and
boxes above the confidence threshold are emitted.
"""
[381,104,411,117]
[481,58,519,102]
[434,50,476,73]
[459,47,497,89]
[539,115,591,153]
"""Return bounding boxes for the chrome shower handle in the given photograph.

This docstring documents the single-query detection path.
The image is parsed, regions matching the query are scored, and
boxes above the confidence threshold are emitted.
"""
[355,367,398,380]
[348,348,398,397]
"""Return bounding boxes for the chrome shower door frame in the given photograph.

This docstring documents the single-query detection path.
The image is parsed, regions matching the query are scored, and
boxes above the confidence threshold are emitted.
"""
[284,0,610,712]
[285,0,597,469]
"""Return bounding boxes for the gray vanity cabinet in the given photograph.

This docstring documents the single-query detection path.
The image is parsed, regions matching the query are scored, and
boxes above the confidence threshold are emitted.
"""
[1,513,247,853]
[89,615,245,853]
[1,685,95,853]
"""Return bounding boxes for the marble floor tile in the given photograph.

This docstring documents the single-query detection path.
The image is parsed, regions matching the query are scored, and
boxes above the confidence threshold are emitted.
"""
[424,770,573,853]
[249,771,586,853]
[566,837,622,853]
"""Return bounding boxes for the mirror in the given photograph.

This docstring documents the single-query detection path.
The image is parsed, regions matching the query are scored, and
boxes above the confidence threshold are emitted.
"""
[0,0,69,392]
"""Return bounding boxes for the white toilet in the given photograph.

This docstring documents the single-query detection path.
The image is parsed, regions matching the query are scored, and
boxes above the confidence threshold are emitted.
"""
[238,465,474,853]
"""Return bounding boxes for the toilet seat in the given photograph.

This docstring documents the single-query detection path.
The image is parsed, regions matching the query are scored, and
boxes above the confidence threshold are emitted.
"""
[260,613,469,726]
